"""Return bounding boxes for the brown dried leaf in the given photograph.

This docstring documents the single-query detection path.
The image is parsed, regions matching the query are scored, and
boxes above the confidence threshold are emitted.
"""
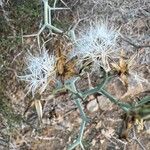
[120,73,128,87]
[56,56,66,75]
[54,35,76,79]
[64,60,76,79]
[119,57,128,74]
[111,62,121,72]
[111,50,131,88]
[121,122,132,140]
[34,100,43,121]
[135,119,144,132]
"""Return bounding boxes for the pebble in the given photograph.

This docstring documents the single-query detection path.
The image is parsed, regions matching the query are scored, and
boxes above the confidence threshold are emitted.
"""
[87,99,99,113]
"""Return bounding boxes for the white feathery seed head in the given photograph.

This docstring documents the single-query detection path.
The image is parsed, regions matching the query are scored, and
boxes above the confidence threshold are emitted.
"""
[18,49,56,96]
[71,21,119,71]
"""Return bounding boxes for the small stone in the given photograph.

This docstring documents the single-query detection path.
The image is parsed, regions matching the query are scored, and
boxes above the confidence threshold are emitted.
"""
[92,139,96,146]
[87,99,99,113]
[97,96,113,111]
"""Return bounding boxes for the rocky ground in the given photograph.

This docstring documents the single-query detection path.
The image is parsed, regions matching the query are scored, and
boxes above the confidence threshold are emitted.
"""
[0,0,150,150]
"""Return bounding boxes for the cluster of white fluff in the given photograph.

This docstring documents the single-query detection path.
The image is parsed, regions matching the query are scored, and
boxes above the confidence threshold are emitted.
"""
[18,49,56,96]
[72,22,119,71]
[19,21,119,95]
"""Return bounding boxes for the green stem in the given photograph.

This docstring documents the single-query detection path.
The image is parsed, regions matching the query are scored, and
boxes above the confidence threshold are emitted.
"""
[43,0,48,24]
[67,120,86,150]
[136,96,150,107]
[99,88,131,112]
[82,67,108,99]
[74,99,88,122]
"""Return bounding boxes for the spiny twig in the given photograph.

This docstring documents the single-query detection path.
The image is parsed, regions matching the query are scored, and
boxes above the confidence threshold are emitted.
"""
[121,35,150,49]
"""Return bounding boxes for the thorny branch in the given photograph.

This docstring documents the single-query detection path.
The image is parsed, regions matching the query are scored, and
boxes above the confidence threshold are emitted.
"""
[121,35,150,49]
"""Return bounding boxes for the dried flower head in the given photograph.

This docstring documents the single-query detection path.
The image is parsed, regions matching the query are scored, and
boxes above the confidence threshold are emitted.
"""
[18,49,56,96]
[71,21,119,71]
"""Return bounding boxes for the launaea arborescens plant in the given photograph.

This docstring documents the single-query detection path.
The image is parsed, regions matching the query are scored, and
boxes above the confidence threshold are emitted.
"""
[71,21,119,71]
[18,49,56,96]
